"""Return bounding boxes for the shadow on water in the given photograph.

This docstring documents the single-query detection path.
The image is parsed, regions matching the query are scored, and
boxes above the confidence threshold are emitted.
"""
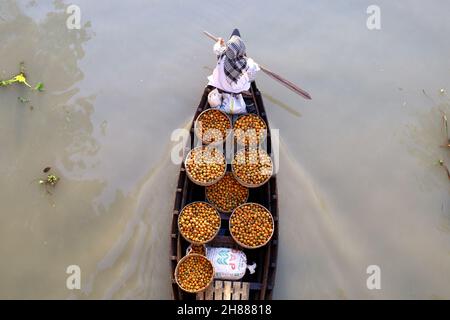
[262,92,302,118]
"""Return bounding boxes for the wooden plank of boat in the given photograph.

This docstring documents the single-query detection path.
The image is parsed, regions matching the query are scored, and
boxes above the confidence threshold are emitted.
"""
[170,81,279,301]
[196,280,250,300]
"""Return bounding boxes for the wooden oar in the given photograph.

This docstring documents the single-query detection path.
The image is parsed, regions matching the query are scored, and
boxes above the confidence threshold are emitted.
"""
[203,30,312,100]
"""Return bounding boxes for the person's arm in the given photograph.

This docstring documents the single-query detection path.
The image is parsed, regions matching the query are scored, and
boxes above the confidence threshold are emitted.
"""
[213,38,226,56]
[246,57,260,82]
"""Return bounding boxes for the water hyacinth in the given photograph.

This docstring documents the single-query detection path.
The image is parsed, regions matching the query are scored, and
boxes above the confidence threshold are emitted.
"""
[0,63,44,92]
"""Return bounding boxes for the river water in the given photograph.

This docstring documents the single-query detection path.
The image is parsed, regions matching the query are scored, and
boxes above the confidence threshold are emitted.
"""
[0,0,449,299]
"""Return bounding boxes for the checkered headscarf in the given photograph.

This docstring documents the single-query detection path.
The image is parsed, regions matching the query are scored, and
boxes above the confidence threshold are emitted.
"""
[222,36,247,85]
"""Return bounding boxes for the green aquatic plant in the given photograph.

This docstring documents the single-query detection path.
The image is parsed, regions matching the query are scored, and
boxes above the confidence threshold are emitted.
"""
[39,174,59,186]
[0,73,32,88]
[0,63,44,91]
[35,167,60,194]
[34,82,44,92]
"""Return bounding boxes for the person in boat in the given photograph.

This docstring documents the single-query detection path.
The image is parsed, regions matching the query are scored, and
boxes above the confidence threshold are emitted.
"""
[207,29,260,115]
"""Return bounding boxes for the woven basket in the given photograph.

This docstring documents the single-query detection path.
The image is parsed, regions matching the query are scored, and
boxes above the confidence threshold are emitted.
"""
[184,146,227,187]
[178,201,221,245]
[233,114,267,147]
[231,149,273,188]
[194,109,232,146]
[174,253,214,293]
[229,202,274,249]
[205,172,249,213]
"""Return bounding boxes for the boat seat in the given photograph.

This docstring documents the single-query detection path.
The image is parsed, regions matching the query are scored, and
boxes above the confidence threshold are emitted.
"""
[196,280,250,300]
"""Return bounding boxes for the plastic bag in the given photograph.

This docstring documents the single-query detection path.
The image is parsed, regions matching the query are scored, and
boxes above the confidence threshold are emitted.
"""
[209,90,247,115]
[220,93,247,115]
[206,247,256,280]
[208,88,222,108]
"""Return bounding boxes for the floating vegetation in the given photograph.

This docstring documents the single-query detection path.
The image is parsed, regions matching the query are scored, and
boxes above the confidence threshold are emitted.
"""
[40,174,59,186]
[34,82,44,92]
[0,62,44,92]
[0,73,32,88]
[36,167,60,194]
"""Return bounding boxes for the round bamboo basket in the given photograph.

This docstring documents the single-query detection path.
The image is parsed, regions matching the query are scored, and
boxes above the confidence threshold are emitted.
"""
[184,146,227,187]
[233,113,267,147]
[229,202,274,249]
[174,253,214,293]
[205,172,249,213]
[231,148,273,188]
[178,201,221,245]
[194,108,232,146]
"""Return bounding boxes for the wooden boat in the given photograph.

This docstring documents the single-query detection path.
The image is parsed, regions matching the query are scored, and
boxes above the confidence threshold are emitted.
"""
[170,82,279,300]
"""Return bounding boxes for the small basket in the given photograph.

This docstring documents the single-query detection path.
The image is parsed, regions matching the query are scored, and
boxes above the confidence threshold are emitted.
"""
[174,253,214,293]
[194,109,232,146]
[186,244,207,256]
[233,114,267,147]
[205,172,249,213]
[231,149,273,188]
[178,201,221,245]
[229,202,274,249]
[184,146,227,187]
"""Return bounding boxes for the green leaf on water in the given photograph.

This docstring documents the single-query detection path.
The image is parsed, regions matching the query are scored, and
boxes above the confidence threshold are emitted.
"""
[34,82,44,92]
[1,63,44,93]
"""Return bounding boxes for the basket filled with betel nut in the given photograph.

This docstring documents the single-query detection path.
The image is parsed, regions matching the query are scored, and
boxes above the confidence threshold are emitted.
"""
[231,148,273,188]
[205,172,249,213]
[178,201,221,245]
[229,203,274,249]
[184,146,227,186]
[174,253,214,293]
[194,109,232,145]
[233,114,267,147]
